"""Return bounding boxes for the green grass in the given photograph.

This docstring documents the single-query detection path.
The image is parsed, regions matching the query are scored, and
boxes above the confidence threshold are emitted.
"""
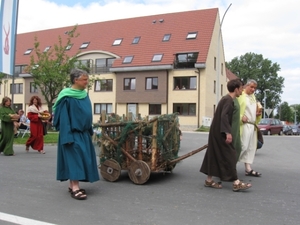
[195,125,210,132]
[13,132,59,144]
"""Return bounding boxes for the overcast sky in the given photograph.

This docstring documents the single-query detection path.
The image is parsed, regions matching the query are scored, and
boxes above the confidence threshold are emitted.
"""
[15,0,300,106]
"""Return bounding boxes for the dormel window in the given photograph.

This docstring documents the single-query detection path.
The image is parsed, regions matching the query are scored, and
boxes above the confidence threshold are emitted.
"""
[162,34,171,41]
[43,46,51,52]
[152,54,163,62]
[65,44,73,50]
[175,52,198,68]
[123,56,133,64]
[132,37,140,44]
[113,38,122,46]
[24,48,33,55]
[186,32,198,39]
[80,42,90,49]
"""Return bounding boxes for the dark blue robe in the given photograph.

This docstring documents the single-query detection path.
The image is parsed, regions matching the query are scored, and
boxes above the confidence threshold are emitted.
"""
[53,96,99,182]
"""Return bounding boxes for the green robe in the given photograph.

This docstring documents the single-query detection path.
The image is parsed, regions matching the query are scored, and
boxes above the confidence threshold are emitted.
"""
[0,106,15,155]
[232,98,242,162]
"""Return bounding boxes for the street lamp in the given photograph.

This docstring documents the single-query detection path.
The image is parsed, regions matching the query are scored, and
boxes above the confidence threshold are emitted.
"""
[263,89,270,118]
[216,3,232,105]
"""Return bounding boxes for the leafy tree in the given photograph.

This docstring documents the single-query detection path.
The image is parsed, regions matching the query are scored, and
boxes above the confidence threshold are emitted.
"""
[25,26,81,115]
[226,52,284,111]
[276,102,293,122]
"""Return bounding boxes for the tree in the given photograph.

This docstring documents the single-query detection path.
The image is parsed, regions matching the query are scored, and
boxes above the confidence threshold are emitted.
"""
[25,26,80,115]
[226,52,284,111]
[276,102,293,122]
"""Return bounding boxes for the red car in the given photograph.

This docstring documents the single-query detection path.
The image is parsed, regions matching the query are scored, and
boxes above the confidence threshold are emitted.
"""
[258,118,283,135]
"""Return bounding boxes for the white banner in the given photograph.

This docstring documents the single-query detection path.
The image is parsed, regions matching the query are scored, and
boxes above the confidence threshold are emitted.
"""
[0,0,19,75]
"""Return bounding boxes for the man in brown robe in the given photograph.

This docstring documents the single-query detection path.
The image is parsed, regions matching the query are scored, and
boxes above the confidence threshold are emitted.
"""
[200,79,252,192]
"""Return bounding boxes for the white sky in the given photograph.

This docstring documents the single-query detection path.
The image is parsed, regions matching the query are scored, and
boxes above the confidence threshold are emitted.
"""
[16,0,300,105]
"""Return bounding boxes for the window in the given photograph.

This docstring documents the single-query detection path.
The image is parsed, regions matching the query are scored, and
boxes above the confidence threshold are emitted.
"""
[186,32,197,39]
[30,82,38,93]
[173,77,197,90]
[10,83,23,94]
[123,56,133,64]
[80,42,90,49]
[146,77,158,90]
[14,65,27,76]
[221,84,223,96]
[162,34,171,41]
[95,58,115,73]
[214,80,216,94]
[149,104,161,115]
[175,52,198,68]
[124,78,136,90]
[44,46,51,52]
[94,103,112,114]
[94,79,113,92]
[214,57,216,70]
[65,44,73,50]
[132,37,140,44]
[221,63,223,75]
[113,38,122,46]
[152,54,163,62]
[24,48,33,55]
[76,59,91,69]
[173,103,196,116]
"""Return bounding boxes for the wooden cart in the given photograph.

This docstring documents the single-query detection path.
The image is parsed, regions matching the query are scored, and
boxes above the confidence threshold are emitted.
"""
[97,113,207,184]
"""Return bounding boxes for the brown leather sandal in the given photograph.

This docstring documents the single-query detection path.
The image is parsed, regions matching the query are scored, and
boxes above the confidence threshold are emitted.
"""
[204,180,222,189]
[232,181,251,192]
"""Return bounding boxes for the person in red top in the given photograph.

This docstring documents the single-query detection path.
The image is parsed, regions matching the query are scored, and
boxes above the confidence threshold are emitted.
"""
[25,96,46,154]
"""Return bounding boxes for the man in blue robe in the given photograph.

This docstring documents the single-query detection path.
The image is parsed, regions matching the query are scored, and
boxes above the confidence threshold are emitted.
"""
[53,68,99,200]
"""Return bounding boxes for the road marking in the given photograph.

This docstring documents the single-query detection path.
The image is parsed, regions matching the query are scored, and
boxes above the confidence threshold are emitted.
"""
[0,212,57,225]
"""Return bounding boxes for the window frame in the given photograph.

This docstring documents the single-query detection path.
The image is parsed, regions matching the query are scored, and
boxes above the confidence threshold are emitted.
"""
[113,38,123,46]
[173,76,197,90]
[124,78,136,90]
[94,103,113,114]
[94,79,113,92]
[145,77,158,90]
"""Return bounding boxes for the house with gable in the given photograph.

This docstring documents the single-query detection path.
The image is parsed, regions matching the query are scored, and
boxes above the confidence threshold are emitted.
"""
[0,7,230,130]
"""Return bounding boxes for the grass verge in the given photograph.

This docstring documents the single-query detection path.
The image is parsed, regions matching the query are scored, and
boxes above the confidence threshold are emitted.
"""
[13,132,59,145]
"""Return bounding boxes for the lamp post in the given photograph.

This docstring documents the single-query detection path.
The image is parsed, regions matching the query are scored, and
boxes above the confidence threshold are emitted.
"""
[263,89,270,118]
[216,3,232,105]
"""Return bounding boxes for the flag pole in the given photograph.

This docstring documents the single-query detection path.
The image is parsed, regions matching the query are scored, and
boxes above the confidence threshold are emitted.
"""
[11,0,19,111]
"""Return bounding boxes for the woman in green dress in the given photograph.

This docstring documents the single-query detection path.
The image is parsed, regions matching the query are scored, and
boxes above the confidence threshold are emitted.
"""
[0,97,19,156]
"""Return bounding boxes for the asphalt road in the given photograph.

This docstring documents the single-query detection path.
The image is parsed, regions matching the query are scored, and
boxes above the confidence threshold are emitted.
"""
[0,132,299,225]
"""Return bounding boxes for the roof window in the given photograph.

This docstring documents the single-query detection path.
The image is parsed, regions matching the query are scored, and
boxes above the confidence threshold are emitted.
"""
[162,34,171,42]
[80,42,90,49]
[24,48,33,55]
[186,32,198,39]
[123,56,133,64]
[152,54,163,62]
[65,44,73,51]
[113,38,122,46]
[43,46,51,52]
[132,37,140,44]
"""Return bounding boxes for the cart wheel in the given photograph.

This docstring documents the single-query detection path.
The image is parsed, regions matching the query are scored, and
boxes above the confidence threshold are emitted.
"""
[128,160,151,184]
[100,159,121,182]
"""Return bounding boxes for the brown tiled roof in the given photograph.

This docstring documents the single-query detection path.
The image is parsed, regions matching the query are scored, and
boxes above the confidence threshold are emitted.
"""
[15,8,218,68]
[226,68,238,80]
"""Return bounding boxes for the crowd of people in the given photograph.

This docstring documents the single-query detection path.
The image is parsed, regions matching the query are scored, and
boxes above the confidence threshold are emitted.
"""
[0,69,262,199]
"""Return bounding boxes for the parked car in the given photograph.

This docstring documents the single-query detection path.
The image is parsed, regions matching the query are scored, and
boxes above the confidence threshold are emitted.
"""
[258,118,283,135]
[291,125,300,135]
[283,125,293,135]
